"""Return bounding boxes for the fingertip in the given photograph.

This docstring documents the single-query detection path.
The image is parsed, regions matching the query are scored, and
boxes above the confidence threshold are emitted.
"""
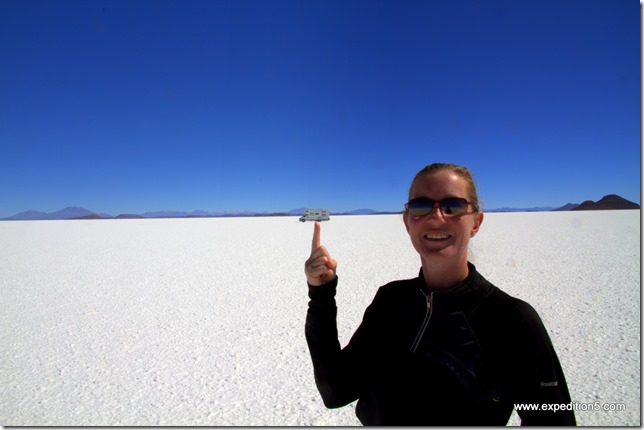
[312,222,321,250]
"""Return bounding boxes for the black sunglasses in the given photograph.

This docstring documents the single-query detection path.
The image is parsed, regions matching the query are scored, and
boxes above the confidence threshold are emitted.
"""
[404,197,478,218]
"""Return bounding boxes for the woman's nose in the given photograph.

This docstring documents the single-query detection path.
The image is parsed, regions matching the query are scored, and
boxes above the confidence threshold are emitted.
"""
[424,203,445,221]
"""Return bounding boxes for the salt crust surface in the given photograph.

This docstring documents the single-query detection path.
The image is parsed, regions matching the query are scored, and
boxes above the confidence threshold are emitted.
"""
[0,211,639,426]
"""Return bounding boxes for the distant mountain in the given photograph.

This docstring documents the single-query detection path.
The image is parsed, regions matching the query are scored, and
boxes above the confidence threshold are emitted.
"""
[4,210,50,220]
[50,207,98,219]
[487,195,639,212]
[4,207,101,220]
[72,213,103,220]
[141,210,191,218]
[216,210,269,217]
[486,206,555,213]
[4,196,637,221]
[571,194,640,211]
[553,203,580,211]
[189,210,213,217]
[2,207,284,220]
[290,208,383,215]
[338,208,380,215]
[141,209,271,218]
[287,208,307,216]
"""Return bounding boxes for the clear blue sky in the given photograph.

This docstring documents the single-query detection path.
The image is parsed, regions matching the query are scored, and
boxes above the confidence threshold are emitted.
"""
[1,0,640,217]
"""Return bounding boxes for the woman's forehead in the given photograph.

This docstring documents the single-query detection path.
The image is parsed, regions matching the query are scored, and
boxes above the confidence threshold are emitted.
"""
[411,171,468,195]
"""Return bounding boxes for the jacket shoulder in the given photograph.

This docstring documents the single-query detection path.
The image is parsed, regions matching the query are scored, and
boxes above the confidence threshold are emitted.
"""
[374,276,420,299]
[475,286,553,350]
[484,288,544,324]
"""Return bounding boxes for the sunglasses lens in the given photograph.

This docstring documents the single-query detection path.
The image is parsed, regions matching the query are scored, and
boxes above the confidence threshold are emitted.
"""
[406,198,471,217]
[406,198,434,217]
[440,198,469,216]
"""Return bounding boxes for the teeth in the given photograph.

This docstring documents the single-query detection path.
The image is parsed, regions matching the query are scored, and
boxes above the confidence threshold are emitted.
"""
[425,234,450,240]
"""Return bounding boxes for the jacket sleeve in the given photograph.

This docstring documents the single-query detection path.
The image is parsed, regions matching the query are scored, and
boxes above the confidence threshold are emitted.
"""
[305,276,373,408]
[511,300,576,426]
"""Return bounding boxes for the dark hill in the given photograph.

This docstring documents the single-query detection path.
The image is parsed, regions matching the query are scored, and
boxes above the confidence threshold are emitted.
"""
[553,203,580,211]
[571,194,640,211]
[115,214,145,219]
[71,214,103,220]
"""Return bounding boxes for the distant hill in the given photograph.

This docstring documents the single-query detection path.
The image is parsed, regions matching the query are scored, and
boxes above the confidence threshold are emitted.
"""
[2,207,308,220]
[2,197,639,221]
[136,210,268,218]
[4,206,97,220]
[571,194,640,211]
[287,208,307,216]
[4,210,50,220]
[287,208,382,216]
[337,208,380,215]
[486,206,555,213]
[71,214,103,220]
[553,203,580,211]
[141,210,190,218]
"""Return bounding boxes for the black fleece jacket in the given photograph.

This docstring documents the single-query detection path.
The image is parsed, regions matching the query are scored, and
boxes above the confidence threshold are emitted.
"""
[305,263,576,426]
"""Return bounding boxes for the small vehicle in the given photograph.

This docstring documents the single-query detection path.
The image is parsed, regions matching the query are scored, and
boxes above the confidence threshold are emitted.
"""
[299,209,330,222]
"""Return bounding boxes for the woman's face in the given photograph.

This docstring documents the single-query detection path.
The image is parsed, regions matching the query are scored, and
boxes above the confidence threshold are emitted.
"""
[403,171,484,270]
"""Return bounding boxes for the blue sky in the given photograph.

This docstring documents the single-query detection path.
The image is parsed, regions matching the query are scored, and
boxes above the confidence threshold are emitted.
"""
[1,0,640,217]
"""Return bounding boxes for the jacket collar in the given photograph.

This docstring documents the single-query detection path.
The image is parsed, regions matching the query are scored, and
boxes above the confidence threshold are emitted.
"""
[417,262,480,293]
[416,262,497,318]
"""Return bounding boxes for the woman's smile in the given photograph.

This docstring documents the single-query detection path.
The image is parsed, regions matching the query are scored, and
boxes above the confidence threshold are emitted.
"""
[423,232,452,242]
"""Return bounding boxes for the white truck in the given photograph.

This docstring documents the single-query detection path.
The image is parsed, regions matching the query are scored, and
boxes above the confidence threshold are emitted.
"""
[299,208,330,222]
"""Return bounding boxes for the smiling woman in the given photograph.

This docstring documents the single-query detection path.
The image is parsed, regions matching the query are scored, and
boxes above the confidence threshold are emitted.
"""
[304,162,576,426]
[403,164,484,290]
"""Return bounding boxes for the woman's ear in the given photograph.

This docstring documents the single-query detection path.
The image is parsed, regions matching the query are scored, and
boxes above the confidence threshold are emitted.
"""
[470,211,484,237]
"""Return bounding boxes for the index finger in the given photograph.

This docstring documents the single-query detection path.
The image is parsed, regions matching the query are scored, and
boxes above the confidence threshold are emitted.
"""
[311,221,321,252]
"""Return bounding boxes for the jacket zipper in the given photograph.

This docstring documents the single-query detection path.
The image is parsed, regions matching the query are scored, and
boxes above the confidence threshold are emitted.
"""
[410,290,433,353]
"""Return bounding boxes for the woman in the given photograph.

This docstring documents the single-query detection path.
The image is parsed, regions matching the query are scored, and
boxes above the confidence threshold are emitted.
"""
[304,163,575,425]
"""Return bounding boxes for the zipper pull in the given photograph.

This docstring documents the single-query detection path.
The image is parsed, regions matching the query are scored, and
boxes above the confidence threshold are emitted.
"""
[410,290,434,353]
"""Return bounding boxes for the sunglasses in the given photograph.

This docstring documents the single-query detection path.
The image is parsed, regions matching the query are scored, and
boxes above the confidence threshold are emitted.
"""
[404,197,478,218]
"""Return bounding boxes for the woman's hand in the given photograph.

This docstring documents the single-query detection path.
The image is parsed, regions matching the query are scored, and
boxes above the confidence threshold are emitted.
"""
[305,222,338,286]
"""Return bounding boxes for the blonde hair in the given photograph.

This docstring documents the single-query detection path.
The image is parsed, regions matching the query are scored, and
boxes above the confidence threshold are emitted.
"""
[408,163,481,211]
